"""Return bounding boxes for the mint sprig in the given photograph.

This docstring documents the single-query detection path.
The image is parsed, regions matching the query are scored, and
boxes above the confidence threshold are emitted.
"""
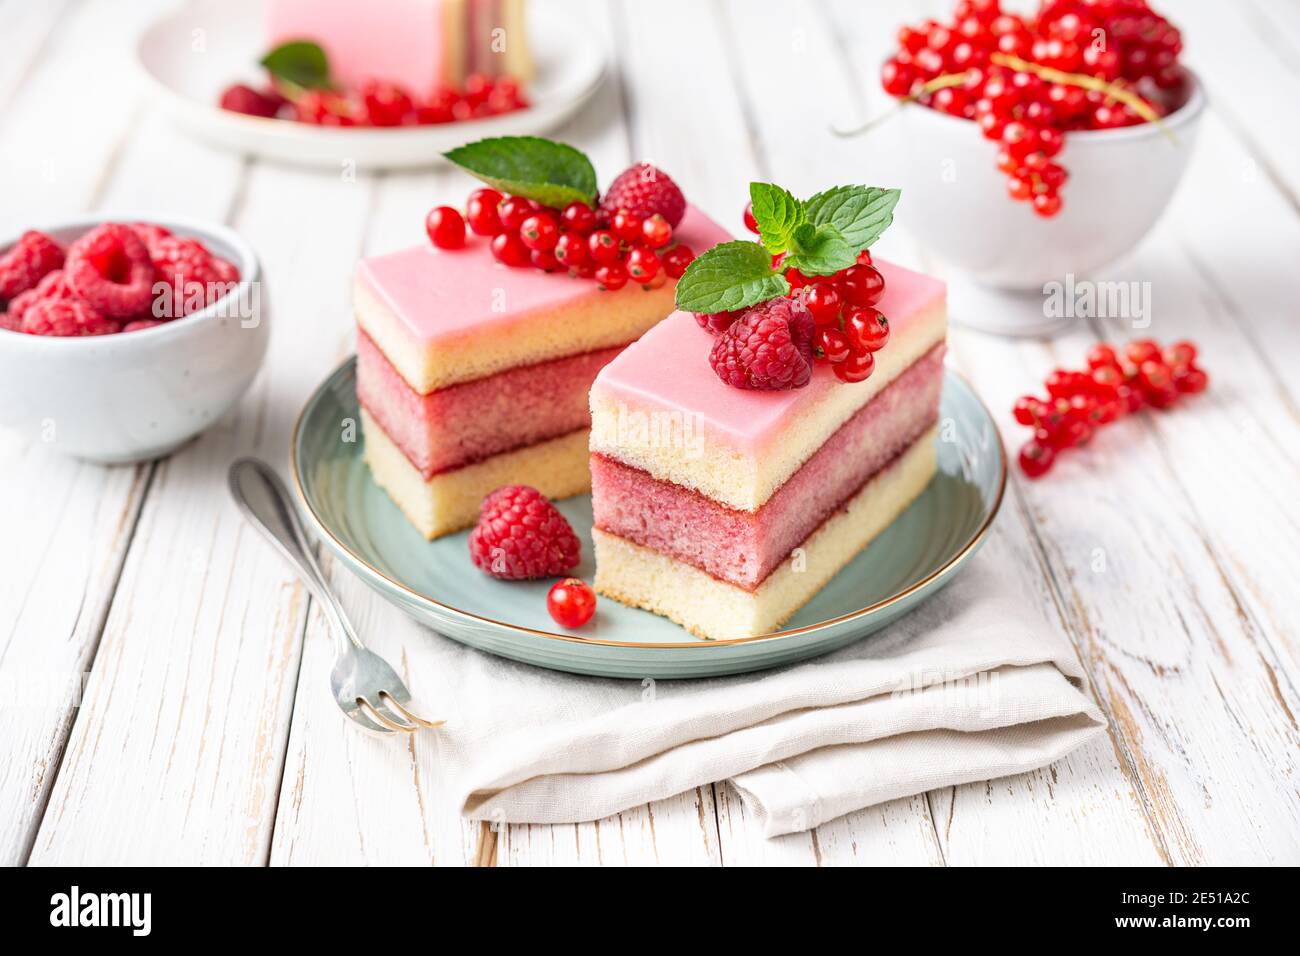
[444,136,597,209]
[675,181,900,313]
[260,41,332,90]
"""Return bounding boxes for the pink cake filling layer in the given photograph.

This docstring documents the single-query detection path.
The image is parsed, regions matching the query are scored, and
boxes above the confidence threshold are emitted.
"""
[357,330,620,479]
[591,345,945,590]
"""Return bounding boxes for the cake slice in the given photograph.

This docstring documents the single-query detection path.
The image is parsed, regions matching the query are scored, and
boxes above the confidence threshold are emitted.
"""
[357,204,729,539]
[267,0,534,94]
[589,259,947,640]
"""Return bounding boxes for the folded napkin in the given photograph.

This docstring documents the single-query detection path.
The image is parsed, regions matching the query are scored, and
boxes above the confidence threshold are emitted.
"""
[426,555,1106,837]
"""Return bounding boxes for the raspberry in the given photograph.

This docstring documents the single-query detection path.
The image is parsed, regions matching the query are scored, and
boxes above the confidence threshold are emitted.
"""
[5,270,76,328]
[468,485,581,580]
[65,224,155,318]
[220,83,284,118]
[0,311,20,333]
[150,236,221,317]
[694,309,742,335]
[122,319,166,333]
[0,230,65,302]
[210,256,240,284]
[709,297,816,390]
[130,222,172,255]
[21,299,120,337]
[599,163,687,228]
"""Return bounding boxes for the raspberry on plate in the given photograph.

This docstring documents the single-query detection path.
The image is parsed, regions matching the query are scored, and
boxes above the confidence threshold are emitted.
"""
[600,162,687,228]
[709,296,816,390]
[468,485,581,580]
[0,230,65,301]
[21,299,120,337]
[65,224,155,318]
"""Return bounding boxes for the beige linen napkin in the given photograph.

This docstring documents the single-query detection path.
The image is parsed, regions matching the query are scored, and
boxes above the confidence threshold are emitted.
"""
[427,555,1105,837]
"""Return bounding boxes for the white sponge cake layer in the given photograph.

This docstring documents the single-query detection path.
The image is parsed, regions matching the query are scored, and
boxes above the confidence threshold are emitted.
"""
[593,426,938,640]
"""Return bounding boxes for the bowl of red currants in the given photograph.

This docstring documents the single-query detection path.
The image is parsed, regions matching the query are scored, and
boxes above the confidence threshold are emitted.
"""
[880,0,1204,292]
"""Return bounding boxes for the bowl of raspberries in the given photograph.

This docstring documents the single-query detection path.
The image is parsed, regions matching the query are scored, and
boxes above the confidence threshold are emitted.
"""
[0,216,268,463]
[880,0,1205,292]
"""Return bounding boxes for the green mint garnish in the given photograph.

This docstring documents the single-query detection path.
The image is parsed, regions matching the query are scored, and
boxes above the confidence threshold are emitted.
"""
[675,181,900,312]
[260,41,332,90]
[443,136,598,209]
[672,242,791,314]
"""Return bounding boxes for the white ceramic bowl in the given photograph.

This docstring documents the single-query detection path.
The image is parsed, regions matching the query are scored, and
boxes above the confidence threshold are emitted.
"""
[893,73,1205,292]
[0,216,269,464]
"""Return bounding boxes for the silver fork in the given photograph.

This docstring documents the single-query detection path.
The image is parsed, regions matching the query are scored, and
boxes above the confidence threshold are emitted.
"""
[228,457,443,736]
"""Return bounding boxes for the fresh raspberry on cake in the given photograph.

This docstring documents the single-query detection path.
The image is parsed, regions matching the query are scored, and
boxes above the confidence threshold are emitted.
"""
[65,224,155,318]
[709,296,816,390]
[0,230,65,301]
[600,163,686,228]
[468,485,581,580]
[21,299,120,337]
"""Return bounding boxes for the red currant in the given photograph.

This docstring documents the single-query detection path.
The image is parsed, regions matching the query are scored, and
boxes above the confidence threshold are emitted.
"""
[518,213,559,251]
[785,267,810,291]
[804,283,842,324]
[595,262,628,291]
[845,307,890,352]
[742,201,760,235]
[560,202,597,234]
[661,244,695,279]
[641,214,673,249]
[546,578,597,628]
[625,247,660,282]
[1125,339,1161,365]
[833,349,875,384]
[839,264,885,307]
[1174,365,1208,394]
[466,188,504,236]
[1013,395,1043,426]
[815,327,851,364]
[497,196,533,231]
[530,249,559,271]
[1032,192,1063,218]
[1018,439,1055,478]
[610,209,643,244]
[1164,341,1197,366]
[554,232,590,268]
[881,59,919,97]
[588,229,621,264]
[490,231,530,267]
[424,206,466,249]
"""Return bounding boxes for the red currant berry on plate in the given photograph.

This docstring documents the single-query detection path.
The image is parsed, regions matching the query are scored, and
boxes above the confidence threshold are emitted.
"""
[814,326,851,364]
[466,188,504,235]
[743,201,760,235]
[641,214,673,249]
[833,349,875,384]
[490,231,530,267]
[804,283,841,324]
[425,206,466,250]
[625,247,660,282]
[588,229,621,264]
[547,578,597,629]
[560,201,597,234]
[595,262,628,291]
[1018,439,1055,478]
[530,249,559,271]
[1086,343,1119,369]
[610,209,643,244]
[554,232,590,268]
[497,196,533,231]
[845,306,890,352]
[361,80,414,126]
[661,244,695,279]
[519,213,559,251]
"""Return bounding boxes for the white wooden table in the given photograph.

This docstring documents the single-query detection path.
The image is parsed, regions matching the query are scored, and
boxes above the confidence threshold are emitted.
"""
[3,0,1299,866]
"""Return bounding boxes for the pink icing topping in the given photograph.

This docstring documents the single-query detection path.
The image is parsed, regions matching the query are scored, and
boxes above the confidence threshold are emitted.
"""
[356,204,731,347]
[592,258,946,451]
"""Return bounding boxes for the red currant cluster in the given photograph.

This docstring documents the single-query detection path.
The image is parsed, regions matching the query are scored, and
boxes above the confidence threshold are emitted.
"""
[881,0,1185,217]
[425,189,696,291]
[220,73,528,127]
[1014,337,1208,478]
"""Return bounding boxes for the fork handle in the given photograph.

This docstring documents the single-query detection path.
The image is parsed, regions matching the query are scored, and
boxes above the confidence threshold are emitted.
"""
[228,457,361,652]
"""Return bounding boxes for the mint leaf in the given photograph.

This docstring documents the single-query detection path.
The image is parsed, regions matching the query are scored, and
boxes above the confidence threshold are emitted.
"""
[674,241,790,314]
[804,185,901,251]
[783,222,856,276]
[260,41,332,90]
[443,136,597,208]
[749,182,804,254]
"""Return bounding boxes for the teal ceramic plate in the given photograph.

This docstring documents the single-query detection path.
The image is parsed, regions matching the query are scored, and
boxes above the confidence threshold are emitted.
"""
[292,359,1007,679]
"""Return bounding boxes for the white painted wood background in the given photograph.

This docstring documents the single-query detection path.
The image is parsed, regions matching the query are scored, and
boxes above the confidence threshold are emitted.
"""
[2,0,1298,866]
